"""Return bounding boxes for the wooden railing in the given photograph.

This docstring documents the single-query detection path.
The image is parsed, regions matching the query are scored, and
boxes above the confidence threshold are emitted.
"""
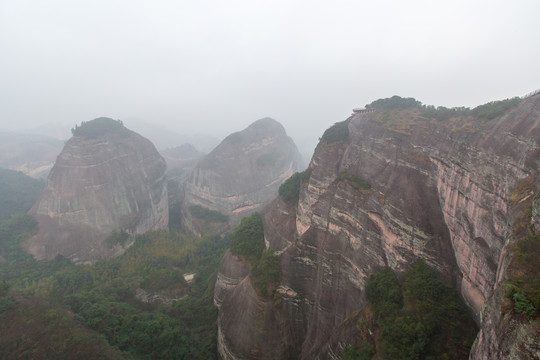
[352,108,375,113]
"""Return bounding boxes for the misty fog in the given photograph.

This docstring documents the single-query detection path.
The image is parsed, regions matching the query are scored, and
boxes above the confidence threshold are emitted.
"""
[1,0,539,159]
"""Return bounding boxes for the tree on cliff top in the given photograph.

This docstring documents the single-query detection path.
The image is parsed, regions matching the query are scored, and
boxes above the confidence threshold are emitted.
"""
[71,118,129,139]
[367,95,422,110]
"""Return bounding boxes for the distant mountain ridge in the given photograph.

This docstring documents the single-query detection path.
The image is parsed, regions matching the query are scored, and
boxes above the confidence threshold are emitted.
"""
[181,117,303,235]
[0,132,63,179]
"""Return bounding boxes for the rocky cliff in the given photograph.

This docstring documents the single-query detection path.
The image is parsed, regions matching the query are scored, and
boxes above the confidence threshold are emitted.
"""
[215,95,540,359]
[182,118,302,235]
[25,118,168,263]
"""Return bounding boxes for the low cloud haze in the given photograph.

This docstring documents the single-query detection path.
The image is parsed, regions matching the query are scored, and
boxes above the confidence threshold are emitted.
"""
[1,0,539,156]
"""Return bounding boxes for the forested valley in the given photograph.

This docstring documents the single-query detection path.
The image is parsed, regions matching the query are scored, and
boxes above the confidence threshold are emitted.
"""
[0,169,227,359]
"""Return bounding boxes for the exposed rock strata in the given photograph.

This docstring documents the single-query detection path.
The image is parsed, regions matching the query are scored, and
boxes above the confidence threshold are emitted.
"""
[216,95,540,359]
[26,120,168,262]
[182,118,302,235]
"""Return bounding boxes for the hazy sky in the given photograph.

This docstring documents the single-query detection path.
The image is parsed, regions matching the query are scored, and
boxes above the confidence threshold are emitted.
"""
[1,0,539,154]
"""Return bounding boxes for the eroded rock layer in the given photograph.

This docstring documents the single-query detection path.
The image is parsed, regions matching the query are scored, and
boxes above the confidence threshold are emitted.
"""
[216,95,540,359]
[182,118,302,235]
[26,119,168,262]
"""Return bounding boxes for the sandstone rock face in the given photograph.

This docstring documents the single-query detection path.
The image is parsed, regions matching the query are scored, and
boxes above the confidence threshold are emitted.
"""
[216,95,540,359]
[182,118,302,235]
[26,119,168,262]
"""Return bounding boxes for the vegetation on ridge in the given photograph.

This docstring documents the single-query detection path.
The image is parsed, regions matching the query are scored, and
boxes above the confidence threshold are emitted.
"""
[321,120,350,143]
[71,118,129,139]
[367,95,521,123]
[470,97,521,120]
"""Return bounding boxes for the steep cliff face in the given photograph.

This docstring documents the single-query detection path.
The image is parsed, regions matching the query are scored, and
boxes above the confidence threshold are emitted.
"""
[26,118,168,263]
[216,95,540,359]
[470,177,540,359]
[182,118,302,235]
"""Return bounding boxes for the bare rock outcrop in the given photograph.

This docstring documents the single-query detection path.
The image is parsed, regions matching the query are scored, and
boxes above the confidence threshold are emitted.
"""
[182,118,302,235]
[216,95,540,359]
[25,118,168,263]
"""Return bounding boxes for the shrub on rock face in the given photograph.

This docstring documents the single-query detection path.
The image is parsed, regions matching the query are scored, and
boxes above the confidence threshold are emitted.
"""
[251,250,280,297]
[279,168,312,204]
[230,213,264,259]
[338,171,371,190]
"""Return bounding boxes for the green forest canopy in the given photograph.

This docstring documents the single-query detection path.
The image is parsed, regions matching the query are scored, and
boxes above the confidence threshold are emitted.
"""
[0,171,230,359]
[71,118,129,139]
[366,95,521,121]
[229,212,264,259]
[362,262,477,360]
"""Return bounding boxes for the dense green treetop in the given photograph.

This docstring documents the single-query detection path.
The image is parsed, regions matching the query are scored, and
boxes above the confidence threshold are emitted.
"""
[470,97,521,120]
[368,95,423,110]
[321,121,350,143]
[363,262,477,360]
[71,118,129,139]
[278,168,312,204]
[0,173,230,359]
[229,213,264,258]
[366,95,521,122]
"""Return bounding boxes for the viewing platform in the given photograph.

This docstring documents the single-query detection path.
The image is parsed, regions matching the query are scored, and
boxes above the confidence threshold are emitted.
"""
[352,108,375,114]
